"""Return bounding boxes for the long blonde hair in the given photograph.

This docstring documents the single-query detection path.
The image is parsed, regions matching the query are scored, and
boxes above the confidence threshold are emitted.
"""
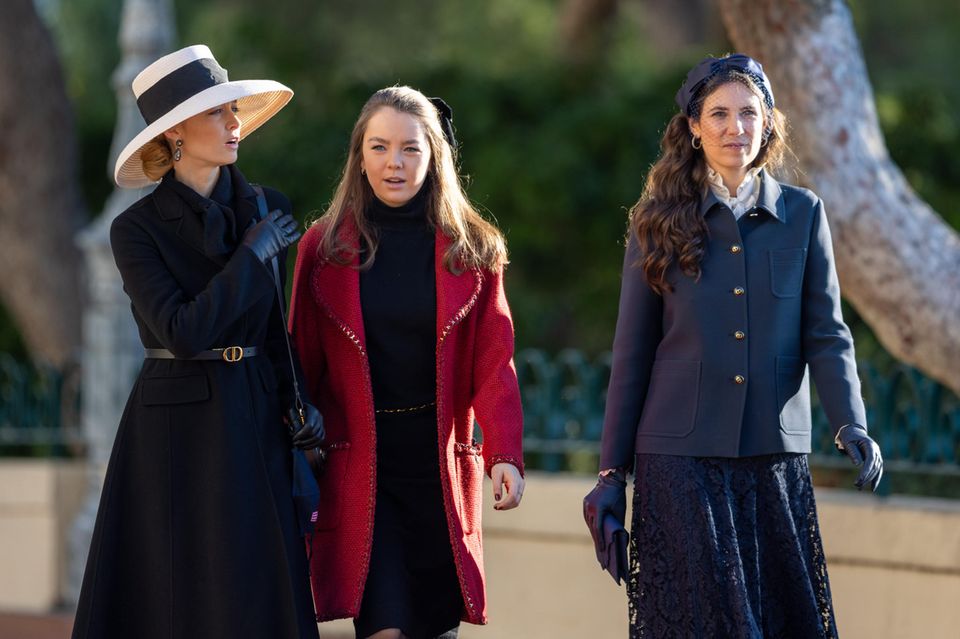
[315,86,507,273]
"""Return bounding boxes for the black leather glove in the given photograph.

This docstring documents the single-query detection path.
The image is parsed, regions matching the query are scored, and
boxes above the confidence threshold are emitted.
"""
[836,424,883,491]
[241,209,301,264]
[583,471,627,554]
[288,403,325,450]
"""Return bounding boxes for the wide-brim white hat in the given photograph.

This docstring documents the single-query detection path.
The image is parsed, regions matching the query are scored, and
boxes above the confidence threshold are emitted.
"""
[114,45,293,188]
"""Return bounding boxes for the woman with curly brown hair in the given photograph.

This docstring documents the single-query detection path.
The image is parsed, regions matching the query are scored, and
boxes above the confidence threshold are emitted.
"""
[583,54,883,638]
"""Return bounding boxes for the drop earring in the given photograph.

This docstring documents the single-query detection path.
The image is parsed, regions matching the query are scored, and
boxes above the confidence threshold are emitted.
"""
[174,139,183,162]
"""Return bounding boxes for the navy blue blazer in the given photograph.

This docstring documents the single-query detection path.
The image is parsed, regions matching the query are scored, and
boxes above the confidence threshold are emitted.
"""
[599,169,866,470]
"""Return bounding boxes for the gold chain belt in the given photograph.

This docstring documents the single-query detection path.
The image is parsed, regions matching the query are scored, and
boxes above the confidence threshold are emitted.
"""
[375,400,436,415]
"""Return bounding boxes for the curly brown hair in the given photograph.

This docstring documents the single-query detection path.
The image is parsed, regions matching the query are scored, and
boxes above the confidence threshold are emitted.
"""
[629,72,789,294]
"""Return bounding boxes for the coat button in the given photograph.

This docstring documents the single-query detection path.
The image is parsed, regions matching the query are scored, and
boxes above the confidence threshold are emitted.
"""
[733,287,745,296]
[734,374,745,384]
[734,330,745,340]
[730,244,742,254]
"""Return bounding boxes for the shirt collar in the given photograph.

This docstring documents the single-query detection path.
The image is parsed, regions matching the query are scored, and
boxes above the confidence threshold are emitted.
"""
[705,166,761,218]
[699,167,786,223]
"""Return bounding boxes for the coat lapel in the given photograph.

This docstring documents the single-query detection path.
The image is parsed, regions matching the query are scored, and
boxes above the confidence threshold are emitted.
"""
[755,169,787,223]
[232,168,259,232]
[151,179,223,265]
[309,220,483,354]
[310,218,367,353]
[435,231,484,344]
[153,169,260,267]
[151,180,205,258]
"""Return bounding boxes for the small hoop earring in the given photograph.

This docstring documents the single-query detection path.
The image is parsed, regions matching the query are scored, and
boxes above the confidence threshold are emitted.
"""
[360,167,366,176]
[691,136,702,150]
[174,139,183,162]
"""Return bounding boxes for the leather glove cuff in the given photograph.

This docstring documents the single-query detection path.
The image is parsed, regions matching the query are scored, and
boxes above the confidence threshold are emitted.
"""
[834,423,867,451]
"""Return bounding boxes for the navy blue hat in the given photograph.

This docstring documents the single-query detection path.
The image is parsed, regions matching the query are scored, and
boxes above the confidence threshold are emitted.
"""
[675,53,774,116]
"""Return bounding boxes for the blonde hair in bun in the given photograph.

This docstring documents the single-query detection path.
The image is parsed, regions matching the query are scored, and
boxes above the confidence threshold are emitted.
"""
[140,135,174,182]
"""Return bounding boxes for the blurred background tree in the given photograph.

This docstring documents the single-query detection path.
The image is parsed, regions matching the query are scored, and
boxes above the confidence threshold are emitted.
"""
[0,0,85,366]
[5,0,959,376]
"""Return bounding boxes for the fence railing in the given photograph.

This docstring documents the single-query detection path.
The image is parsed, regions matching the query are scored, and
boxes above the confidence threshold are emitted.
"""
[0,353,82,452]
[516,348,960,481]
[3,349,959,486]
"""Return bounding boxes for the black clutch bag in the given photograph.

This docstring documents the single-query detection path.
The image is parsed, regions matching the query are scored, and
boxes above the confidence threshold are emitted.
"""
[597,513,629,585]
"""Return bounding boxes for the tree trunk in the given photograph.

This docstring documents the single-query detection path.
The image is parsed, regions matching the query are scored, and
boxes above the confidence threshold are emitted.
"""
[0,0,85,367]
[559,0,722,63]
[715,0,960,395]
[559,0,620,67]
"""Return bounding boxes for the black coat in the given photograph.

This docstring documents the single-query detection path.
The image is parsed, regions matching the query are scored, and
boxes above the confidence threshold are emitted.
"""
[72,169,318,639]
[600,170,866,470]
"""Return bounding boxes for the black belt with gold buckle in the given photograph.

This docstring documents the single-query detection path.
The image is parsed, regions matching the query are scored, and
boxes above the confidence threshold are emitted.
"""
[143,346,259,363]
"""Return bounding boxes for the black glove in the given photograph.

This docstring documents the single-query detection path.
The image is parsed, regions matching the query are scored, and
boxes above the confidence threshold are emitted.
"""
[836,424,883,491]
[241,209,301,264]
[584,471,627,546]
[288,403,325,450]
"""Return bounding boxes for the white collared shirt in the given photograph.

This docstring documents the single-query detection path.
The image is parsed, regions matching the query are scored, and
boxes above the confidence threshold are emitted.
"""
[706,166,762,219]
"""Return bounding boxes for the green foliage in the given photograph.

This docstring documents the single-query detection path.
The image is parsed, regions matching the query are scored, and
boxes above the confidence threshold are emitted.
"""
[0,303,27,360]
[850,0,960,229]
[29,0,960,357]
[162,0,687,351]
[45,0,122,216]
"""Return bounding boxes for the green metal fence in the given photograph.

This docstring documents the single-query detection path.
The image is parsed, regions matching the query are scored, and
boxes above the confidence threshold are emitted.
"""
[2,349,959,492]
[516,348,960,487]
[0,353,82,452]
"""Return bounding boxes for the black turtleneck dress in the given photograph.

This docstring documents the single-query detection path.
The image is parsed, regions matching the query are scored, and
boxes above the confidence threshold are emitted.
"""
[354,194,463,639]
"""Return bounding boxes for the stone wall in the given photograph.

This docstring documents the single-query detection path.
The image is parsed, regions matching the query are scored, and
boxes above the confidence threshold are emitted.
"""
[2,462,958,638]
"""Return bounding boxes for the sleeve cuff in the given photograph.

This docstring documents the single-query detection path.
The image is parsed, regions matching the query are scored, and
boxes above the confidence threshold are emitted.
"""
[485,454,525,478]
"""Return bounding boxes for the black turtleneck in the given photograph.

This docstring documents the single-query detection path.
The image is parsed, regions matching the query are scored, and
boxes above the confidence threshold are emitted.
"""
[360,191,437,411]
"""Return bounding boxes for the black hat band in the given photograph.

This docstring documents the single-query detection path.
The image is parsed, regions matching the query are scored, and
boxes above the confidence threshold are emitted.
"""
[136,58,229,125]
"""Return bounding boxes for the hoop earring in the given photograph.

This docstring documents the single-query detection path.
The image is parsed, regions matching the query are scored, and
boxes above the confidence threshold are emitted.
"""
[691,136,702,150]
[174,139,183,162]
[360,167,366,175]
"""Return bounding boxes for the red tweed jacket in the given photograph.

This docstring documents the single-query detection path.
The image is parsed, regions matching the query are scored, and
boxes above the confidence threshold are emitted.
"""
[288,218,524,625]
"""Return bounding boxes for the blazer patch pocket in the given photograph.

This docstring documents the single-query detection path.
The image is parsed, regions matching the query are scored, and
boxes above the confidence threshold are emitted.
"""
[769,248,807,298]
[141,374,210,406]
[776,356,810,435]
[637,359,701,438]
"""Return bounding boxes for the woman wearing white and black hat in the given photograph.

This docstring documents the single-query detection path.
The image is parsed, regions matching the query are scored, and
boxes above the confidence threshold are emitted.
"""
[72,45,322,639]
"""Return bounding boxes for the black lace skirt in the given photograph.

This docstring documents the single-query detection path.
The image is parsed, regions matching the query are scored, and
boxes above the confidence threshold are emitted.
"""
[628,453,837,639]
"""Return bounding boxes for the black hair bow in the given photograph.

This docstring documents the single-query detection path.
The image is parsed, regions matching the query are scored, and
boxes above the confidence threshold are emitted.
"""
[428,96,457,150]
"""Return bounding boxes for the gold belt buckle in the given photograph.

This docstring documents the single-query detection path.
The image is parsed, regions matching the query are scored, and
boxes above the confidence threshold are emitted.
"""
[221,346,244,362]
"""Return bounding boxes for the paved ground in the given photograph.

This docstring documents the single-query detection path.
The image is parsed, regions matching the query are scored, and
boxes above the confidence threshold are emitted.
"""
[0,612,73,639]
[0,613,358,639]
